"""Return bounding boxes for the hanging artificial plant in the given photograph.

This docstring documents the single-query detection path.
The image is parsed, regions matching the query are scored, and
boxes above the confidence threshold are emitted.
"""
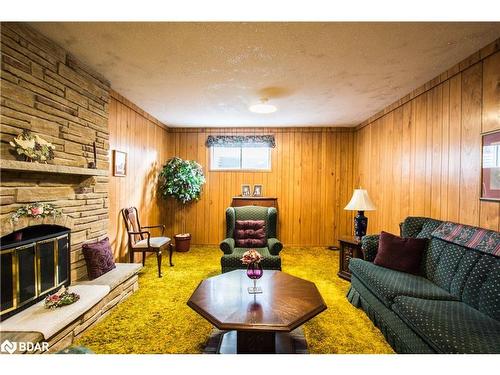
[159,157,206,204]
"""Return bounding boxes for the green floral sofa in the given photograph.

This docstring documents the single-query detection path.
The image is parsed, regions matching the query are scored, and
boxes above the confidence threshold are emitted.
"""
[347,216,500,354]
[220,206,282,273]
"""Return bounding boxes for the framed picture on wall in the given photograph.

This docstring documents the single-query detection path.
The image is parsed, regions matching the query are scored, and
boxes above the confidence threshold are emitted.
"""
[113,150,127,177]
[481,131,500,201]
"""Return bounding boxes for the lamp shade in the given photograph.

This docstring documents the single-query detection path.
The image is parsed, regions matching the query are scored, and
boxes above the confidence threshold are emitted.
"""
[344,189,376,211]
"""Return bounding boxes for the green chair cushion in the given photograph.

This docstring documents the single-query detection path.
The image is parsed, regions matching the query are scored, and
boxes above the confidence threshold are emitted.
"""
[361,234,380,262]
[462,255,500,320]
[349,258,458,308]
[392,296,500,354]
[401,217,442,239]
[400,217,437,238]
[348,278,435,353]
[221,247,281,272]
[478,264,500,321]
[420,238,500,320]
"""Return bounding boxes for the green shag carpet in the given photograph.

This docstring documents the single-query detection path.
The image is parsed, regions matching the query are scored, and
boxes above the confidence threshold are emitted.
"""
[75,246,394,354]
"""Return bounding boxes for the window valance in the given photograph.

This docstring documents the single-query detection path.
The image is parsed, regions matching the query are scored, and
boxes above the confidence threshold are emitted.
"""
[206,135,276,148]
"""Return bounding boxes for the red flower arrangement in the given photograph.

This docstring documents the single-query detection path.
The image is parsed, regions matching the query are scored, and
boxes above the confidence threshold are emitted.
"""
[44,286,80,309]
[10,202,61,223]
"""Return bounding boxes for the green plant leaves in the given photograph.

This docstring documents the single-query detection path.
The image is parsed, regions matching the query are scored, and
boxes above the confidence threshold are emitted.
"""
[159,157,206,204]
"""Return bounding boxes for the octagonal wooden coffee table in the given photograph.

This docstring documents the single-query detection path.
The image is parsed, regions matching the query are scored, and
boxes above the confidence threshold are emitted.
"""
[187,270,327,354]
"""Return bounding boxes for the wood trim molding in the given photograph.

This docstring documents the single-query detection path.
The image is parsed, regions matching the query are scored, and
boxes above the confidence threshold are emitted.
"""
[168,126,355,133]
[356,38,500,130]
[110,89,169,130]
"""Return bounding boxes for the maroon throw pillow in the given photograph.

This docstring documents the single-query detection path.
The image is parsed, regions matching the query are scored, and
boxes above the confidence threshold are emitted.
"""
[234,220,266,248]
[374,231,427,275]
[82,237,116,280]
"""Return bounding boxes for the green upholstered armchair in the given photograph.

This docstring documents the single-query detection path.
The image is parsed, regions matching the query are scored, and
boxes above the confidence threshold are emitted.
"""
[220,206,283,273]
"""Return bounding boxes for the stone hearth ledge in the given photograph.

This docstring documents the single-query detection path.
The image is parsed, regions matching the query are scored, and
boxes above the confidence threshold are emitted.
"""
[0,263,142,353]
[0,285,110,339]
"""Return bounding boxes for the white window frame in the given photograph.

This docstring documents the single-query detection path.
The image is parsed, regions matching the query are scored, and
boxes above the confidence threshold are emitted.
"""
[210,146,272,172]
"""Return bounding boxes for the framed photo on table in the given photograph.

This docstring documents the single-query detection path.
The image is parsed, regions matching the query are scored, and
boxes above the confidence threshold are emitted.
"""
[113,150,127,177]
[241,184,251,196]
[253,184,263,197]
[481,131,500,201]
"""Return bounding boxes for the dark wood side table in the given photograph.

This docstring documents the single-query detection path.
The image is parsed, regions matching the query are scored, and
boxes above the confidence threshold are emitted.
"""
[338,236,363,281]
[231,196,277,208]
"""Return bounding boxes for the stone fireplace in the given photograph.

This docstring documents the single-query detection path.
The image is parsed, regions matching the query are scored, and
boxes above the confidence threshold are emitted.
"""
[1,22,111,284]
[0,23,143,352]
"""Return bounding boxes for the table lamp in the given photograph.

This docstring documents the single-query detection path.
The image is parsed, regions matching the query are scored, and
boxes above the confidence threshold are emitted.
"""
[344,188,376,239]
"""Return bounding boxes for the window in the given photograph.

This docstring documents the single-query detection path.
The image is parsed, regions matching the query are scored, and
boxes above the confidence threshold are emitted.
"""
[211,146,271,171]
[206,135,275,171]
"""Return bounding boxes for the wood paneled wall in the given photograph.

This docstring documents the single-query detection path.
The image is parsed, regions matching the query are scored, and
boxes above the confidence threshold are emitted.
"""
[108,38,499,255]
[166,128,355,246]
[107,91,170,261]
[354,47,500,235]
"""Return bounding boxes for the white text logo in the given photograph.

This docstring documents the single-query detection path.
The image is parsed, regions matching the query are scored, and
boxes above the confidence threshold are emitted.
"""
[1,339,49,354]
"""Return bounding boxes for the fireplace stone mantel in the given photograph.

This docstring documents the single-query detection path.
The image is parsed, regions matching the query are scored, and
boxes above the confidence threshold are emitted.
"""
[1,160,108,177]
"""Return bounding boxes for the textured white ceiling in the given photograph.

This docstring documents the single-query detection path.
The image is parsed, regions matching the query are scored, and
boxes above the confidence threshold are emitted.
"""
[29,22,500,127]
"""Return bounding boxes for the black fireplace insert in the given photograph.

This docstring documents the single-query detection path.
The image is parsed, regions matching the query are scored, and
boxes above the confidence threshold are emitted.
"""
[0,225,71,321]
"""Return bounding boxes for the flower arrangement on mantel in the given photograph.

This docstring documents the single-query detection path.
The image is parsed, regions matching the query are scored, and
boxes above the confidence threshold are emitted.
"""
[44,286,80,309]
[9,130,55,162]
[241,249,263,265]
[10,202,61,223]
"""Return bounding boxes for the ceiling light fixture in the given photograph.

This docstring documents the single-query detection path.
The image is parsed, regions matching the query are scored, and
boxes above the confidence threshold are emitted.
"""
[249,98,277,114]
